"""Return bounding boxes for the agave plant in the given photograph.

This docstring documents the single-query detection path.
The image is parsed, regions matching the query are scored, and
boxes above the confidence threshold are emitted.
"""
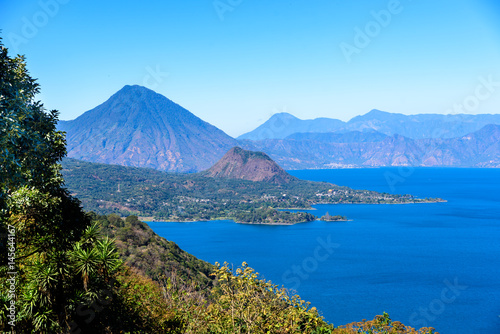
[70,242,99,291]
[95,237,122,280]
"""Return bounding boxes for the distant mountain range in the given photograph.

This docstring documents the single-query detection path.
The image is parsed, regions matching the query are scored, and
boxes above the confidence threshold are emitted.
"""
[238,110,500,140]
[58,85,237,172]
[241,124,500,169]
[58,85,500,171]
[238,113,345,140]
[285,130,389,143]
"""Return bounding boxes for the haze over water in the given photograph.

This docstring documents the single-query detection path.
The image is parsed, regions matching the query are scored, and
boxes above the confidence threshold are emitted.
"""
[148,168,500,334]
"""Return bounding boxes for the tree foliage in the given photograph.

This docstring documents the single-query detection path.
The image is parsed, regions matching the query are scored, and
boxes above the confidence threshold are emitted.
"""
[0,37,124,333]
[94,213,214,286]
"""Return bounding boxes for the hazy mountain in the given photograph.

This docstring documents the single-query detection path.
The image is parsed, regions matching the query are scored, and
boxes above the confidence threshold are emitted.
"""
[240,125,500,169]
[345,110,500,139]
[285,130,388,143]
[237,113,344,140]
[239,109,500,140]
[203,147,297,184]
[449,124,500,167]
[58,85,238,172]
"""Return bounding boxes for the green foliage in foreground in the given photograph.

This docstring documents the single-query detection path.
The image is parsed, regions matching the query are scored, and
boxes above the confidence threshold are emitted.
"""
[61,158,441,224]
[0,37,107,332]
[0,37,143,333]
[171,262,438,333]
[93,213,214,286]
[170,261,336,333]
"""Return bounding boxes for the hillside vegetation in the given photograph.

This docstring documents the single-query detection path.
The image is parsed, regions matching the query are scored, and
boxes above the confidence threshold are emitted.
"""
[61,158,441,224]
[204,146,297,183]
[91,213,214,286]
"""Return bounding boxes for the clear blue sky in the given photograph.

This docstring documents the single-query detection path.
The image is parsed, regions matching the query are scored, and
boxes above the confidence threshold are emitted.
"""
[1,0,499,137]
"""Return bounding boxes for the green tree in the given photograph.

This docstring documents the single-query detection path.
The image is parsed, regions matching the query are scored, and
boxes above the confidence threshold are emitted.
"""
[0,37,121,333]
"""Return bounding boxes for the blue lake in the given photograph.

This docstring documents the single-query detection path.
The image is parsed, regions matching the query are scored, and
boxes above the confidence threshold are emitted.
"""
[148,168,500,334]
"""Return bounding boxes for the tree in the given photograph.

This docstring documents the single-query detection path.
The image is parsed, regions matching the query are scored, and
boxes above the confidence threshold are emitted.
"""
[0,36,121,333]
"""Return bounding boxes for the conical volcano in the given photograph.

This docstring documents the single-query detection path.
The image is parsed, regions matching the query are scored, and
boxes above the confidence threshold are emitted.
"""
[58,85,238,172]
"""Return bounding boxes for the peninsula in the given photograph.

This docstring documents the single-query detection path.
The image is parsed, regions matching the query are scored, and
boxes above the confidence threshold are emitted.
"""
[62,147,444,225]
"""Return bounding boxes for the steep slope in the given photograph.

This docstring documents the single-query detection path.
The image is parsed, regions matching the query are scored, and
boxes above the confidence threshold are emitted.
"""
[447,123,500,167]
[203,147,297,183]
[58,85,238,172]
[93,213,214,286]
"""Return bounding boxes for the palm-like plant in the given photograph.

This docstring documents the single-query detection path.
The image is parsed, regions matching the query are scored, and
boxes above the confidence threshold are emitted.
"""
[70,242,98,291]
[32,309,58,333]
[95,237,122,280]
[81,221,100,246]
[17,258,63,333]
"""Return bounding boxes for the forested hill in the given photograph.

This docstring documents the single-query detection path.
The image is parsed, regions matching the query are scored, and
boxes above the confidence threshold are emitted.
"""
[1,35,441,334]
[61,158,442,224]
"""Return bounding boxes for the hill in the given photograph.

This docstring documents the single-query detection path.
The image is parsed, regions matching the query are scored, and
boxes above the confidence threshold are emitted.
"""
[58,85,238,172]
[239,109,500,140]
[204,147,297,184]
[1,37,440,334]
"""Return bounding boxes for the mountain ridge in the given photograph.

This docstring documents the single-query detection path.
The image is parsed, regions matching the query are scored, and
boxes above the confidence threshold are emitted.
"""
[241,124,500,169]
[285,130,389,143]
[238,109,500,140]
[237,112,345,140]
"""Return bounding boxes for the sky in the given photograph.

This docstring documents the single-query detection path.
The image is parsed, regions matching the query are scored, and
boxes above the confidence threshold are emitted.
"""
[1,0,499,137]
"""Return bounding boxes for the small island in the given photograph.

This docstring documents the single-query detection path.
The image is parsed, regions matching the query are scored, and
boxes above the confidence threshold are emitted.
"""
[319,212,347,222]
[235,208,316,225]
